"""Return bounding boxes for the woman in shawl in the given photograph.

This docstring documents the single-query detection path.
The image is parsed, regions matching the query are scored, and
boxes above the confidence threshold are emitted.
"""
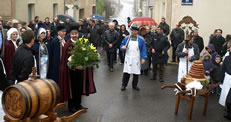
[31,27,49,78]
[3,28,19,80]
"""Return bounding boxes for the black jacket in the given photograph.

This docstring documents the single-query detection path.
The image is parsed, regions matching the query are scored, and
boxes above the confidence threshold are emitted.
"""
[175,42,200,62]
[170,28,185,48]
[221,52,231,83]
[118,30,129,48]
[209,36,226,56]
[0,58,9,91]
[159,22,170,35]
[193,35,204,53]
[104,29,119,52]
[89,25,101,47]
[151,33,170,64]
[10,44,34,83]
[144,32,155,51]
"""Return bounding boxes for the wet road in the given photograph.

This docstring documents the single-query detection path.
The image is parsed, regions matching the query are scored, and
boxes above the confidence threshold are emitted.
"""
[58,51,229,122]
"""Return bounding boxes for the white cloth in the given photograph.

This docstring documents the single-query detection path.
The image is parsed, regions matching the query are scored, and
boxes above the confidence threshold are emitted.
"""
[177,46,194,82]
[186,81,203,96]
[219,73,231,106]
[0,58,6,75]
[7,28,19,41]
[0,91,4,122]
[71,38,77,43]
[224,51,229,59]
[123,38,141,75]
[11,40,18,49]
[37,28,46,39]
[58,36,65,47]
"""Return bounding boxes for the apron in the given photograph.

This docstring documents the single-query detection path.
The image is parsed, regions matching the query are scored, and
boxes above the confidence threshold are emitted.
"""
[177,46,194,82]
[123,38,141,75]
[219,73,231,106]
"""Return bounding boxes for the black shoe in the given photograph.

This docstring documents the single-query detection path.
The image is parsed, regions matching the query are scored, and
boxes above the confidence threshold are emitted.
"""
[109,68,114,72]
[133,86,140,91]
[121,86,126,91]
[224,115,231,120]
[159,79,164,82]
[76,105,88,111]
[68,107,78,113]
[150,76,156,80]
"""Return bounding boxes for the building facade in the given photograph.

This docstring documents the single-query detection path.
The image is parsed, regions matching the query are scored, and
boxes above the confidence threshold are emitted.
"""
[0,0,65,23]
[151,0,231,46]
[65,0,96,21]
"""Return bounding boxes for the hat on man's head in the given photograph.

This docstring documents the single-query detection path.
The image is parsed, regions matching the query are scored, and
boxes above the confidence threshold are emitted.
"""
[130,22,139,31]
[70,23,80,33]
[57,25,66,32]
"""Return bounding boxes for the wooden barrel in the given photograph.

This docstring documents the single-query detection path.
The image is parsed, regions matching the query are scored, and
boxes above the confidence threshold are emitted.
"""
[2,79,60,120]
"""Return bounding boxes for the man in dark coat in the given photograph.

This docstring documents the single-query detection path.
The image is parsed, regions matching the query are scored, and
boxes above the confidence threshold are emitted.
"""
[158,17,170,35]
[10,30,35,83]
[145,26,155,69]
[64,18,72,34]
[193,29,204,53]
[88,19,100,48]
[44,17,52,29]
[151,27,170,82]
[0,58,9,91]
[51,17,60,38]
[0,21,7,58]
[104,22,119,72]
[170,24,185,62]
[176,36,200,82]
[59,24,90,113]
[47,25,66,83]
[209,29,226,56]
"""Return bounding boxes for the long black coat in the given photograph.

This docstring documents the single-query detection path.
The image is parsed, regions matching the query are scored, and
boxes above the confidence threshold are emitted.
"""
[104,29,119,52]
[118,30,129,48]
[193,35,204,53]
[170,28,185,48]
[209,36,226,56]
[151,33,170,64]
[89,25,101,47]
[0,58,9,91]
[10,44,34,83]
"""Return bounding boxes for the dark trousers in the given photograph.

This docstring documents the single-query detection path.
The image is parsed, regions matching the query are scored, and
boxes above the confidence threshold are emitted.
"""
[68,69,83,109]
[106,50,115,68]
[119,50,125,63]
[152,63,165,80]
[172,47,178,62]
[122,73,139,87]
[114,48,118,62]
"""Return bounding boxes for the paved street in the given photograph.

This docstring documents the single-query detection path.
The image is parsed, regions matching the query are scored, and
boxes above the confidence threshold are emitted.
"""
[57,52,230,122]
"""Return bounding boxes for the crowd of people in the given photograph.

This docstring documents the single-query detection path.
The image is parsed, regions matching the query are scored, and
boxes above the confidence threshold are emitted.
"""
[0,15,231,119]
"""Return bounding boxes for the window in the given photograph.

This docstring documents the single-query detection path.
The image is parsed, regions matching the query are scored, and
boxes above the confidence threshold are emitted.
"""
[92,6,96,14]
[79,9,84,19]
[53,4,58,18]
[28,4,35,22]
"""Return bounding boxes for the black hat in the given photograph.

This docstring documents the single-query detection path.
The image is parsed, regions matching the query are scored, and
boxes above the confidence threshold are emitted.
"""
[57,25,66,32]
[70,23,80,33]
[130,22,139,31]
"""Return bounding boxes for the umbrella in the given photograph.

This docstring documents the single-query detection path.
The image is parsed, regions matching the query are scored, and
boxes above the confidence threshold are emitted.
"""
[57,14,76,23]
[90,14,104,20]
[128,17,157,26]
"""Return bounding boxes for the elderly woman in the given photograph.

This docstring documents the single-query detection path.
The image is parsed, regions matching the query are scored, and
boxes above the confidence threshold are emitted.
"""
[31,27,49,78]
[3,28,19,80]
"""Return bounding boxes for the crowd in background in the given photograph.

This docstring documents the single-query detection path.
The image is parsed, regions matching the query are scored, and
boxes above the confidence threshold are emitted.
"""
[0,15,231,119]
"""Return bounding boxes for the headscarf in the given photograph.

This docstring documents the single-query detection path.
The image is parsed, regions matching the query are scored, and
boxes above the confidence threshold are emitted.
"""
[37,28,46,40]
[7,28,19,41]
